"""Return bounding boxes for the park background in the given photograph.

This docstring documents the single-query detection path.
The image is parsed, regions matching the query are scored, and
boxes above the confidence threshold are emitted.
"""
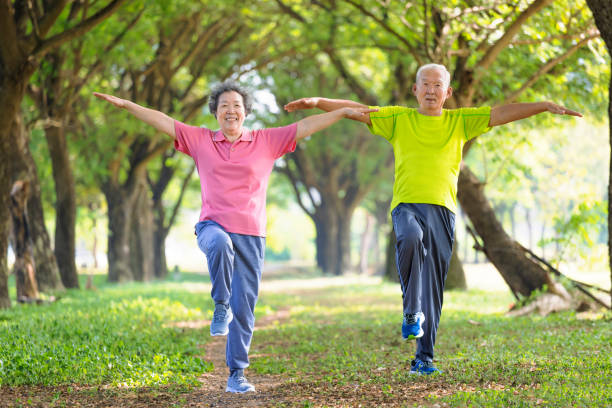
[0,0,611,407]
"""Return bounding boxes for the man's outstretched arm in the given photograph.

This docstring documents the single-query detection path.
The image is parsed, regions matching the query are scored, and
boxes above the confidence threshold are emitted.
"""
[285,97,372,125]
[295,107,377,141]
[93,92,176,139]
[489,102,582,127]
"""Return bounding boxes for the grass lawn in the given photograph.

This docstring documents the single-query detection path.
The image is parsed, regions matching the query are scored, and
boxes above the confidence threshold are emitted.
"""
[0,269,610,407]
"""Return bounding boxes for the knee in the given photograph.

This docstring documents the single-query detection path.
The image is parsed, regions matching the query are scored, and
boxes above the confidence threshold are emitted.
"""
[396,223,423,252]
[202,231,233,256]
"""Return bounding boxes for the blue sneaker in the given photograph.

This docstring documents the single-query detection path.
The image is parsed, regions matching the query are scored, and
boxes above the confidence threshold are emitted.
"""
[226,369,255,393]
[210,303,232,336]
[410,359,441,375]
[402,312,425,340]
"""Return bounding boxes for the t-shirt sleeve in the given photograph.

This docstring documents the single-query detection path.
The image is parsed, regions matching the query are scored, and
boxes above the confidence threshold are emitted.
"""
[462,106,492,141]
[367,106,408,142]
[174,120,206,157]
[264,123,298,159]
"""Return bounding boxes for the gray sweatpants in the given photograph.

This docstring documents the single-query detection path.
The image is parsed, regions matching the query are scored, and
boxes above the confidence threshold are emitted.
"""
[391,203,455,363]
[195,220,265,371]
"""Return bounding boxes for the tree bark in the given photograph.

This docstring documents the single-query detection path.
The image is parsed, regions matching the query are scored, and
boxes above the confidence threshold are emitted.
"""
[585,0,612,309]
[129,179,154,282]
[10,180,39,301]
[44,124,79,288]
[10,114,64,292]
[313,209,339,275]
[446,241,467,290]
[0,54,31,309]
[336,211,353,275]
[104,186,135,282]
[458,165,554,297]
[383,225,399,282]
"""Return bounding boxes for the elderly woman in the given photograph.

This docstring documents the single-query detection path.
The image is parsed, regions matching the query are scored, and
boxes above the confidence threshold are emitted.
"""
[94,82,373,393]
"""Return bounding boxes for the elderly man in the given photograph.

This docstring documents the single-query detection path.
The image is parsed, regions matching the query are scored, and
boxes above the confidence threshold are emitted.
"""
[284,63,581,375]
[94,82,374,393]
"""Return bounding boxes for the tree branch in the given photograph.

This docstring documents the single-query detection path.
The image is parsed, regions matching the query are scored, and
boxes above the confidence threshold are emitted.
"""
[69,9,145,108]
[170,18,226,78]
[165,162,195,232]
[36,0,70,38]
[274,0,307,23]
[502,34,599,104]
[277,163,314,217]
[131,139,173,176]
[341,0,424,65]
[325,47,379,106]
[473,0,554,87]
[32,0,128,59]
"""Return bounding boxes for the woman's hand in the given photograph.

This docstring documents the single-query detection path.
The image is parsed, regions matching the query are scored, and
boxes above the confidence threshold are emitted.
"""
[93,92,128,109]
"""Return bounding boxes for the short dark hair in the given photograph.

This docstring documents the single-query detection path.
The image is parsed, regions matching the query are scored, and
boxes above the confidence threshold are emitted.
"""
[208,81,253,118]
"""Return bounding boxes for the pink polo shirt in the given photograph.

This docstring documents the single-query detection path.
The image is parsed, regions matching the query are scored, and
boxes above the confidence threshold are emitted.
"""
[174,120,297,237]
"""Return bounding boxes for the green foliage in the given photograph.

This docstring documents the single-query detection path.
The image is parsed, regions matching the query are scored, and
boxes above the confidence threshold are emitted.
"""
[2,274,610,406]
[250,282,611,407]
[0,274,221,387]
[542,200,607,265]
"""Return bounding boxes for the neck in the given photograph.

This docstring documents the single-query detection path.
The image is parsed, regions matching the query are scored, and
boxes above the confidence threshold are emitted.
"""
[223,128,242,142]
[417,107,443,116]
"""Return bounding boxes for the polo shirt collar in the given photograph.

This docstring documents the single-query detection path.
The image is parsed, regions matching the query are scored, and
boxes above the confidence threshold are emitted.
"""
[212,129,252,142]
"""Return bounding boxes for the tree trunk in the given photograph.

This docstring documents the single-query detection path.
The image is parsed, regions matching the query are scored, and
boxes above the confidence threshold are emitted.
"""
[0,66,29,309]
[587,0,612,316]
[10,113,64,292]
[129,180,154,282]
[313,209,338,274]
[44,124,79,288]
[458,165,553,297]
[10,180,39,301]
[383,225,399,282]
[335,211,353,275]
[446,240,467,290]
[105,188,135,282]
[153,229,168,279]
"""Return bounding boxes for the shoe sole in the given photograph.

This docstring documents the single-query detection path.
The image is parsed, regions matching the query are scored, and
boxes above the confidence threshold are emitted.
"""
[402,329,424,340]
[225,386,255,393]
[409,370,440,375]
[210,313,233,336]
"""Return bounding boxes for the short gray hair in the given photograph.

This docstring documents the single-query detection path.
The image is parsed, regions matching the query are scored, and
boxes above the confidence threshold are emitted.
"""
[208,81,253,118]
[416,64,451,87]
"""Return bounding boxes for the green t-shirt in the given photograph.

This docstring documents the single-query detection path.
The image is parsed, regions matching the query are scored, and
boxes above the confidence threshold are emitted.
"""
[368,106,491,213]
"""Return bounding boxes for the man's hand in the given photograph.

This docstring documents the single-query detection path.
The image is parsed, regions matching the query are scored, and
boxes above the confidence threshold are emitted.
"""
[93,92,127,109]
[544,101,582,117]
[342,107,378,121]
[284,97,320,112]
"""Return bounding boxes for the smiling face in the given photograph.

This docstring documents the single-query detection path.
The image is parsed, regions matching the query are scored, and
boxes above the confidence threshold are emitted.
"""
[216,91,246,138]
[412,67,453,116]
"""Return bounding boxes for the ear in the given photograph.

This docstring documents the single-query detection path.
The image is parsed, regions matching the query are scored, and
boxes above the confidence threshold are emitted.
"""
[412,83,417,95]
[446,86,453,98]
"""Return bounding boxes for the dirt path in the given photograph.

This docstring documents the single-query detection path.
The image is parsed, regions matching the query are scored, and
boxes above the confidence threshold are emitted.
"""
[185,308,291,407]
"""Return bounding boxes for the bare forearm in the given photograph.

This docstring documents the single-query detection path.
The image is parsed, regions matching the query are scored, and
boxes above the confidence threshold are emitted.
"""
[295,109,346,141]
[123,100,176,138]
[489,102,582,127]
[489,102,547,126]
[316,98,369,112]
